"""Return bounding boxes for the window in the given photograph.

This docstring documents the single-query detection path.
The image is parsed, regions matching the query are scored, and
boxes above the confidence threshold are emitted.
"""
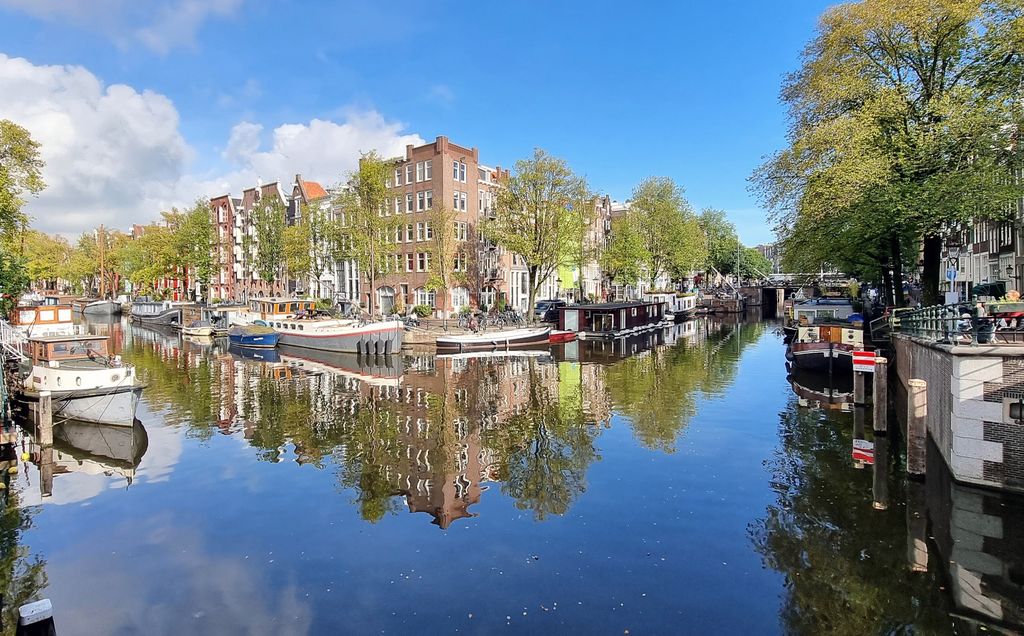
[406,253,414,272]
[417,191,425,211]
[416,222,425,241]
[453,253,467,272]
[394,167,402,185]
[393,226,402,243]
[425,190,433,210]
[460,191,467,211]
[479,189,484,210]
[394,197,401,215]
[385,177,392,188]
[394,254,401,272]
[424,252,431,271]
[425,222,433,240]
[424,159,432,180]
[405,164,413,184]
[417,252,427,272]
[459,162,467,182]
[416,161,424,182]
[406,224,414,242]
[452,191,460,209]
[454,221,468,241]
[406,193,414,213]
[415,288,435,307]
[452,160,459,180]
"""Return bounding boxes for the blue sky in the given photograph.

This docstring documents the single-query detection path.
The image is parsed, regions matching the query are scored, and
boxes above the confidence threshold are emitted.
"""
[0,0,834,242]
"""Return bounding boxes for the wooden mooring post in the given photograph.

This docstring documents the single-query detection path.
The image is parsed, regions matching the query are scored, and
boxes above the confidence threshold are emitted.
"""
[853,371,866,405]
[872,435,889,510]
[906,379,927,477]
[872,357,888,433]
[37,391,52,447]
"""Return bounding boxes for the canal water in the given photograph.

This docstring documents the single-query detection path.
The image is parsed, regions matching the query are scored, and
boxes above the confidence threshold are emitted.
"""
[2,316,1021,635]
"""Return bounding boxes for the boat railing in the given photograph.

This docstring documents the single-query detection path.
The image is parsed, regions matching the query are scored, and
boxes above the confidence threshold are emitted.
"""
[0,320,27,360]
[896,303,1024,346]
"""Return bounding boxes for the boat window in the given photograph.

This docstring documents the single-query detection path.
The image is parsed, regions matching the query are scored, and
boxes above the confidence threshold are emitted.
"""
[290,302,299,312]
[298,325,303,331]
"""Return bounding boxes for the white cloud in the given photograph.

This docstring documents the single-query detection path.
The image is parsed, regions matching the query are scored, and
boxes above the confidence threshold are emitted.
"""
[0,0,243,53]
[0,54,423,236]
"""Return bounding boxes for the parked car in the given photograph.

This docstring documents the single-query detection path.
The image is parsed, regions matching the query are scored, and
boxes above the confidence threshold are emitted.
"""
[534,299,566,322]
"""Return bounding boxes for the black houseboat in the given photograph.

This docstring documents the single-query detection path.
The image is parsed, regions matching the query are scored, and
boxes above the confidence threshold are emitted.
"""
[557,301,668,340]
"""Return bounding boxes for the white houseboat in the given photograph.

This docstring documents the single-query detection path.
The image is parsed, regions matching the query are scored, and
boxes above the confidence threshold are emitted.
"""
[642,292,699,322]
[16,334,143,426]
[9,303,78,338]
[130,299,187,326]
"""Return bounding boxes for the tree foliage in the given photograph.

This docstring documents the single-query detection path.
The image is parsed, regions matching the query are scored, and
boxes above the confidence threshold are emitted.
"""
[752,0,1024,304]
[697,208,743,274]
[482,148,586,320]
[249,195,287,286]
[601,215,645,287]
[283,222,312,288]
[0,119,45,239]
[425,205,465,313]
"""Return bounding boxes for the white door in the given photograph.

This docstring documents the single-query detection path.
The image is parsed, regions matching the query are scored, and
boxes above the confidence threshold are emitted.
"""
[564,309,579,331]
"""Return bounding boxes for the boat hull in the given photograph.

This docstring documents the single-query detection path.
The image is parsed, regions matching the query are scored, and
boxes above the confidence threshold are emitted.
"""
[549,330,577,344]
[789,342,855,373]
[83,300,122,316]
[19,386,142,426]
[277,322,403,355]
[228,332,281,348]
[436,327,551,353]
[131,308,181,326]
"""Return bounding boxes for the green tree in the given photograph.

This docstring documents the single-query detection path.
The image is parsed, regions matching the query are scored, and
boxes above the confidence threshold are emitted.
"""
[566,182,599,302]
[21,230,71,287]
[283,222,312,289]
[628,177,706,288]
[739,246,773,280]
[112,224,175,296]
[0,120,45,240]
[482,148,586,321]
[248,195,286,290]
[425,205,465,317]
[752,0,1024,305]
[302,198,335,298]
[697,208,742,275]
[332,151,400,314]
[600,215,645,289]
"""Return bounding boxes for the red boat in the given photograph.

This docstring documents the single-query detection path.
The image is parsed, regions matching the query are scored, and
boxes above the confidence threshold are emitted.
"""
[549,330,577,344]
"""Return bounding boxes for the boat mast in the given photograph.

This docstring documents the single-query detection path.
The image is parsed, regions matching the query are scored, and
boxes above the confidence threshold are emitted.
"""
[98,224,106,298]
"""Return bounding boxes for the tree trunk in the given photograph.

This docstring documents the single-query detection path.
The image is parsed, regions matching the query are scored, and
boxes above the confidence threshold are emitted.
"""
[527,266,538,324]
[921,234,941,307]
[880,239,894,309]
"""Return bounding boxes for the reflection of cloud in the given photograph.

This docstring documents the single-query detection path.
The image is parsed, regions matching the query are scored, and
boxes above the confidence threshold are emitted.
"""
[44,513,312,635]
[134,415,182,485]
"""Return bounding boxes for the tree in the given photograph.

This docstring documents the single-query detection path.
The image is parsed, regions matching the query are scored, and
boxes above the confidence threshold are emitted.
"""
[302,198,335,298]
[112,224,175,296]
[628,177,706,288]
[248,195,286,291]
[425,205,464,318]
[739,247,773,280]
[697,208,742,275]
[0,120,45,240]
[752,0,1024,305]
[600,215,645,291]
[566,182,599,301]
[332,152,402,315]
[283,222,312,291]
[21,230,71,287]
[482,148,586,321]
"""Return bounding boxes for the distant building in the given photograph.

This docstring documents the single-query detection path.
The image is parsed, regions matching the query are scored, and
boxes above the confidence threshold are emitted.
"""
[756,243,783,274]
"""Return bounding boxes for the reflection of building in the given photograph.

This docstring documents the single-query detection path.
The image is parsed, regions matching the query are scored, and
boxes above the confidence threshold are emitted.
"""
[923,448,1023,631]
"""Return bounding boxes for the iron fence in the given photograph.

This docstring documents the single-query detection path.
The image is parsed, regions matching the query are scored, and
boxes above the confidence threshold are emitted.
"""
[896,304,1024,346]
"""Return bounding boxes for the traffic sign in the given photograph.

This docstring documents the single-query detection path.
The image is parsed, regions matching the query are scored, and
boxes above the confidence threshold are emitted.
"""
[945,267,958,281]
[852,438,875,465]
[852,350,876,373]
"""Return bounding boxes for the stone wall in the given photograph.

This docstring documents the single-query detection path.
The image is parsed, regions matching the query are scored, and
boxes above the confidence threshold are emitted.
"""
[893,335,1023,492]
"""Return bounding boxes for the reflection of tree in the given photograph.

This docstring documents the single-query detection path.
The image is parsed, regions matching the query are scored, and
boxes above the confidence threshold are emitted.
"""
[749,402,950,635]
[605,321,765,451]
[485,360,600,520]
[0,472,47,635]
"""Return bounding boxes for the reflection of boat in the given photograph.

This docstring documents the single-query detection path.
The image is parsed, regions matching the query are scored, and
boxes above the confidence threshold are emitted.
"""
[436,327,551,353]
[15,334,143,426]
[228,323,280,348]
[277,344,404,385]
[53,418,148,474]
[436,350,553,361]
[787,366,853,409]
[229,344,281,362]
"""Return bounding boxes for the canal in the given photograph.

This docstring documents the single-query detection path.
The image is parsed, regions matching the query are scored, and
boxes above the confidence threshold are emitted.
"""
[2,316,1021,634]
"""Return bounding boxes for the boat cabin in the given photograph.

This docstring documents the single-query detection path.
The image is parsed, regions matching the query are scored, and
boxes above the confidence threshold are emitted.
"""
[132,300,184,317]
[246,298,318,321]
[557,301,666,335]
[42,295,78,306]
[11,304,74,328]
[642,292,697,316]
[27,335,110,364]
[791,298,856,325]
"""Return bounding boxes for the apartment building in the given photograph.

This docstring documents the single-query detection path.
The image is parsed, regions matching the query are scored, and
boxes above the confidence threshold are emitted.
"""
[288,174,333,298]
[368,136,510,315]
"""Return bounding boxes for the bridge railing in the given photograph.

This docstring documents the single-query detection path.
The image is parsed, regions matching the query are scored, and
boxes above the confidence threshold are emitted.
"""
[896,304,1024,346]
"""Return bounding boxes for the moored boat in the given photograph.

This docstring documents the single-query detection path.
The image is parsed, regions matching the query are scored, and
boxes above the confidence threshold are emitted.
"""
[9,303,78,338]
[549,329,577,344]
[643,292,698,322]
[786,321,865,373]
[227,323,280,348]
[130,299,186,326]
[78,299,122,316]
[14,334,143,426]
[557,301,668,339]
[264,317,403,355]
[436,327,551,353]
[182,320,214,337]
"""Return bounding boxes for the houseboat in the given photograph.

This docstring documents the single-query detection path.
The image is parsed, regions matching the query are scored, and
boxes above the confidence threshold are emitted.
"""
[557,301,668,339]
[130,299,186,326]
[277,345,404,387]
[72,298,122,316]
[265,316,404,355]
[205,304,247,336]
[14,334,143,426]
[436,327,551,353]
[642,292,699,321]
[9,303,78,338]
[786,320,865,373]
[784,297,858,341]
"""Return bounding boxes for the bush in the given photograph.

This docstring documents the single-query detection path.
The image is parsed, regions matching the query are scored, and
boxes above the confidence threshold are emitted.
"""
[458,305,472,315]
[496,296,507,312]
[317,298,333,311]
[413,304,432,318]
[211,297,222,305]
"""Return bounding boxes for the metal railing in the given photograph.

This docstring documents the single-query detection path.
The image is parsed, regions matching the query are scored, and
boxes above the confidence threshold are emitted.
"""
[0,320,27,360]
[896,304,1024,346]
